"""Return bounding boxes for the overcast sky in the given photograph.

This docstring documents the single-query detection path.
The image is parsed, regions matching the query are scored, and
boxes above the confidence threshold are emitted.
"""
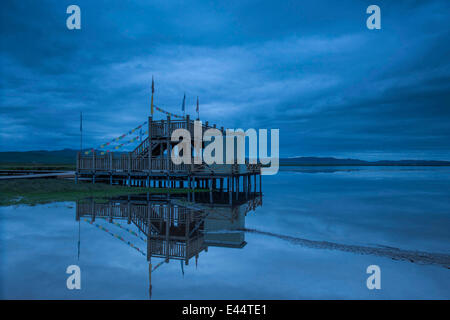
[1,0,449,159]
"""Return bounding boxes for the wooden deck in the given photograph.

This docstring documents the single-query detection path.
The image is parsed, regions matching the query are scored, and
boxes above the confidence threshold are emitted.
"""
[76,117,262,200]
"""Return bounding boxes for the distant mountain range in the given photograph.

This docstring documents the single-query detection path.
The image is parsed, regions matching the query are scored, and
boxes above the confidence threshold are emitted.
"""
[281,157,450,166]
[0,149,449,166]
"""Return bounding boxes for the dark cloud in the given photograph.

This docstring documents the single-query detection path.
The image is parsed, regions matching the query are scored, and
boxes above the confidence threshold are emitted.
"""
[0,0,449,159]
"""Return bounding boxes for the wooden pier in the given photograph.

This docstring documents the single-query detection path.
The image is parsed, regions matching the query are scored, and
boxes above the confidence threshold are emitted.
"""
[76,116,262,203]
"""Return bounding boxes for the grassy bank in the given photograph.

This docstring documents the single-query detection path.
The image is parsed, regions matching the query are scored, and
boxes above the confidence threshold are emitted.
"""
[0,179,200,206]
[0,163,75,171]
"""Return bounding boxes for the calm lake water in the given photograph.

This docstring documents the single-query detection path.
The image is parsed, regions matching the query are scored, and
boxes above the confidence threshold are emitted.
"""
[1,166,450,299]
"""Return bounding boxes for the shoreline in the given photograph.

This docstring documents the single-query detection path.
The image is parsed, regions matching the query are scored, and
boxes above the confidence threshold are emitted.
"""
[0,179,205,207]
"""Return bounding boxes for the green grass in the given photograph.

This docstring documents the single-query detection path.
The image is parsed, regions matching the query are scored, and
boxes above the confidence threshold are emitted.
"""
[0,179,203,206]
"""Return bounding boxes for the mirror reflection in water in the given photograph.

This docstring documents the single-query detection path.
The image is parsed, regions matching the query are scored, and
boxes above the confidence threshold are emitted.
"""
[76,192,262,298]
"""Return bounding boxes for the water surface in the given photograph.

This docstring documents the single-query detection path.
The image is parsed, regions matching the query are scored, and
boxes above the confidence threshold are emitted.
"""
[1,166,449,299]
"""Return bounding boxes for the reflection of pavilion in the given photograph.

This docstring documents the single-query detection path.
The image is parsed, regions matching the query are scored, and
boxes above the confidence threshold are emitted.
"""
[75,192,262,298]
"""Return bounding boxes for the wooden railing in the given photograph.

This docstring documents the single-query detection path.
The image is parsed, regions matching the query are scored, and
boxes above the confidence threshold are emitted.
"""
[77,153,192,173]
[149,118,225,138]
[77,150,260,174]
[147,205,201,222]
[77,201,204,223]
[148,236,205,260]
[77,152,261,175]
[149,239,187,259]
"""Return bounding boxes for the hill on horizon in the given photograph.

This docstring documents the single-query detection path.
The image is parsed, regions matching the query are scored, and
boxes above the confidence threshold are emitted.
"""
[1,149,450,166]
[281,156,450,166]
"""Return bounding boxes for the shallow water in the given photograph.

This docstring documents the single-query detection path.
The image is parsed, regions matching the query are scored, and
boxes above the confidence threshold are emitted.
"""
[1,166,449,299]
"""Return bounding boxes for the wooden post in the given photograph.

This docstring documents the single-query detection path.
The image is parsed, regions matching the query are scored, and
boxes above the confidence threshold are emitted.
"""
[192,177,196,202]
[247,175,250,198]
[160,119,165,166]
[92,150,95,171]
[243,175,247,198]
[91,198,95,222]
[209,179,213,203]
[127,199,131,224]
[166,116,171,173]
[259,174,262,194]
[147,232,151,262]
[185,214,190,266]
[165,207,170,263]
[109,201,113,223]
[228,177,232,205]
[75,201,80,221]
[149,116,152,173]
[92,151,96,184]
[148,262,152,299]
[235,176,239,200]
[187,176,191,202]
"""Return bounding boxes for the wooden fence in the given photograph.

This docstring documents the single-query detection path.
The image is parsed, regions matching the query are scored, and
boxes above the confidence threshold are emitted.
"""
[150,118,224,138]
[77,153,259,175]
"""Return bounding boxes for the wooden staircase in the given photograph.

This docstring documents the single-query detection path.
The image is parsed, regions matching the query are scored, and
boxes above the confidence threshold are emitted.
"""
[132,137,166,157]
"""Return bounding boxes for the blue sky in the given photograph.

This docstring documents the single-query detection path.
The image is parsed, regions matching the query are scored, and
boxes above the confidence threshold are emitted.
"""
[1,0,449,159]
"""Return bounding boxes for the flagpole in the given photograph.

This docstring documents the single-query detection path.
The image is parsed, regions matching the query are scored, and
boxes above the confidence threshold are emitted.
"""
[196,96,199,120]
[182,92,186,118]
[151,76,154,117]
[80,111,83,152]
